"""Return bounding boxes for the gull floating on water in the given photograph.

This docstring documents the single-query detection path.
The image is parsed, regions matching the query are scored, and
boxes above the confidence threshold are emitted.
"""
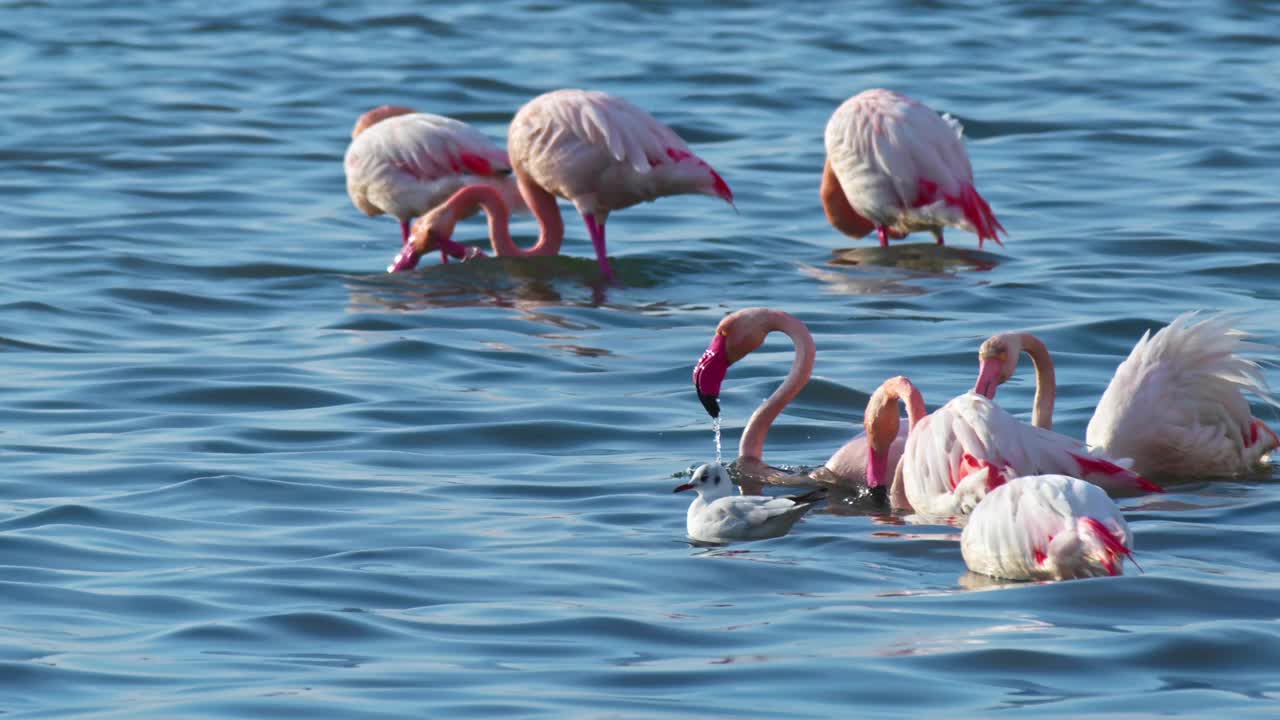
[673,462,825,543]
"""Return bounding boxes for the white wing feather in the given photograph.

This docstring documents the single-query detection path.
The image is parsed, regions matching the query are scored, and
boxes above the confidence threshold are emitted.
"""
[962,475,1134,580]
[344,112,515,221]
[1086,312,1280,478]
[508,89,725,215]
[903,393,1153,517]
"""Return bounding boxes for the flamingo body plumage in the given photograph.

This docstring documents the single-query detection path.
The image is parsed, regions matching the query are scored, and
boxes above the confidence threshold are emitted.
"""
[344,106,521,270]
[1086,312,1280,479]
[823,89,1004,248]
[878,390,1159,518]
[961,474,1136,581]
[508,89,733,283]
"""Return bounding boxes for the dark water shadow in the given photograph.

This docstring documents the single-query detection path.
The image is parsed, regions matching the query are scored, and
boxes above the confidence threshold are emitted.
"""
[828,242,1006,273]
[342,254,688,312]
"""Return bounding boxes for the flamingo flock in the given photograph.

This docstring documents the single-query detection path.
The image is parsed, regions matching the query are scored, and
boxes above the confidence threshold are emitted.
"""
[690,309,1276,577]
[342,89,1277,580]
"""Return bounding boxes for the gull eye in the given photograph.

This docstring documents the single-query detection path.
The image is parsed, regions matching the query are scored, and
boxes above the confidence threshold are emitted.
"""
[713,474,721,484]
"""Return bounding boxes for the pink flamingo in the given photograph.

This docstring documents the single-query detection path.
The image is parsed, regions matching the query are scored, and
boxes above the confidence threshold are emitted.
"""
[1086,312,1280,479]
[961,474,1137,580]
[507,89,734,284]
[822,89,1005,248]
[344,105,521,271]
[864,376,1160,517]
[690,307,907,491]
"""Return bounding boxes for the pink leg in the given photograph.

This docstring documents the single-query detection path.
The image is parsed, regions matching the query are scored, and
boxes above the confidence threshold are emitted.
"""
[876,226,891,248]
[934,229,945,245]
[583,213,617,284]
[400,221,411,245]
[439,246,449,265]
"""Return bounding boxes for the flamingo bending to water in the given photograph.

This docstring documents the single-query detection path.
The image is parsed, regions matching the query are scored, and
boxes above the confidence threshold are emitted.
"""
[690,307,907,488]
[344,105,521,271]
[822,89,1005,248]
[961,474,1137,581]
[1086,312,1280,479]
[405,185,553,262]
[508,89,734,284]
[864,376,1160,517]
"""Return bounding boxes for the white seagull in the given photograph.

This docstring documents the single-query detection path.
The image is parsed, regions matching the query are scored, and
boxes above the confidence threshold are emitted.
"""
[673,463,825,543]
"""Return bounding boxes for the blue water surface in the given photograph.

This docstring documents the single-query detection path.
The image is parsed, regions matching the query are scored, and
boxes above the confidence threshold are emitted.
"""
[3,1,1279,717]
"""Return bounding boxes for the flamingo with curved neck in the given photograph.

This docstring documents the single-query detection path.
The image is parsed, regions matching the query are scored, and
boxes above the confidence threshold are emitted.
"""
[691,307,908,490]
[403,184,563,265]
[862,376,929,506]
[973,332,1056,430]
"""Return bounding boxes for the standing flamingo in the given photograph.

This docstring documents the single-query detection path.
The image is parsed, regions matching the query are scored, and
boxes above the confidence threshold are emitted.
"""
[1086,312,1280,479]
[507,89,734,284]
[961,474,1137,581]
[690,307,907,489]
[822,89,1005,248]
[864,377,1160,517]
[344,105,521,271]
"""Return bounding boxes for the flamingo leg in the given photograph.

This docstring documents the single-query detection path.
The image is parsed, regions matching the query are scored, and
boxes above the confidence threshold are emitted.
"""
[933,228,945,245]
[582,213,617,284]
[876,226,891,248]
[400,221,411,245]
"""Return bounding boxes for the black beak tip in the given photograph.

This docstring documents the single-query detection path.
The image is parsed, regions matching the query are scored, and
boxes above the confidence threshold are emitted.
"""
[869,484,887,505]
[696,390,720,418]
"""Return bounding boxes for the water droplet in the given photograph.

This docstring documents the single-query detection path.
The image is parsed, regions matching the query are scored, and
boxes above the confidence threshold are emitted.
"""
[712,415,722,465]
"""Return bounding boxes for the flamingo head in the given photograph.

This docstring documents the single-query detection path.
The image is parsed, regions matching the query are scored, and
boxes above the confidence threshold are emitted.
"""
[974,332,1024,399]
[352,105,415,139]
[388,202,478,273]
[692,310,770,418]
[864,376,920,498]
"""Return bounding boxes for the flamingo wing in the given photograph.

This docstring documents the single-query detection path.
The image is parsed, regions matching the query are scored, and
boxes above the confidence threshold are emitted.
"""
[1087,312,1279,478]
[345,112,513,220]
[900,394,1007,516]
[508,89,730,213]
[902,393,1158,517]
[962,475,1134,580]
[510,89,686,175]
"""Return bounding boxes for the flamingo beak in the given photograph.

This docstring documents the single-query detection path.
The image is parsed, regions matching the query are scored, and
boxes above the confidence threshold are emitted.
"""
[693,334,730,418]
[973,355,1003,399]
[387,244,422,273]
[866,447,888,492]
[673,482,695,493]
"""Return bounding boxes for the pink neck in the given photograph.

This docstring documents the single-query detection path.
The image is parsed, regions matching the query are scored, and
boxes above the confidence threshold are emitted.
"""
[508,173,564,257]
[738,312,816,461]
[897,379,928,430]
[880,377,926,511]
[444,184,562,257]
[1021,334,1056,430]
